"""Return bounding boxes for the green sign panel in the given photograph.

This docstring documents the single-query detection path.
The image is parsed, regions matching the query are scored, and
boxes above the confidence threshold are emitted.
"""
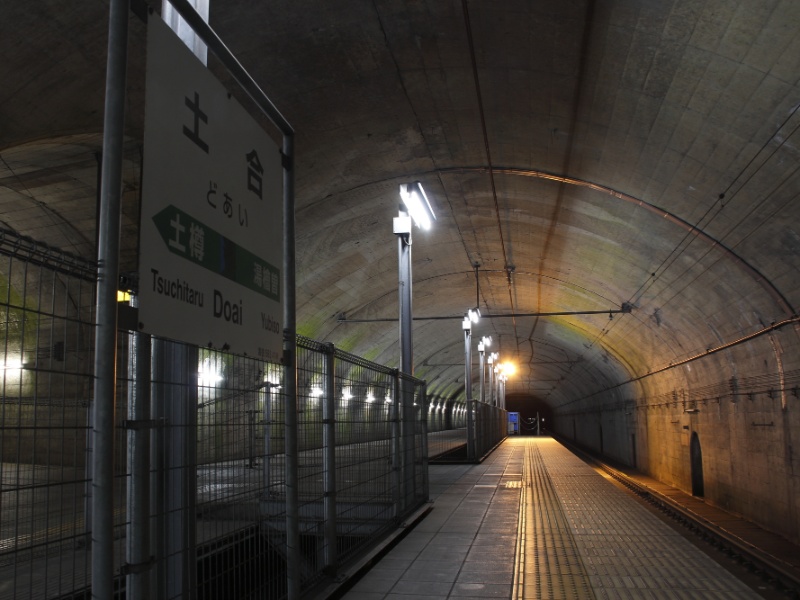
[152,205,280,302]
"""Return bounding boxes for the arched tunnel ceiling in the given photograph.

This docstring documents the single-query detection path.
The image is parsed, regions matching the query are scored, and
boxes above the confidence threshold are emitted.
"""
[1,1,799,407]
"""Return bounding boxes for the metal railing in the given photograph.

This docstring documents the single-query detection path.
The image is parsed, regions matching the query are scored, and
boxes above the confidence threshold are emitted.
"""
[0,226,508,598]
[0,229,442,599]
[473,402,508,458]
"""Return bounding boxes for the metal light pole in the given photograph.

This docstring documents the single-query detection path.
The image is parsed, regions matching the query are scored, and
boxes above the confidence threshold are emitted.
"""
[478,340,486,403]
[394,181,435,376]
[487,353,497,406]
[395,182,435,508]
[394,205,416,510]
[463,316,475,460]
[395,208,413,376]
[477,336,492,403]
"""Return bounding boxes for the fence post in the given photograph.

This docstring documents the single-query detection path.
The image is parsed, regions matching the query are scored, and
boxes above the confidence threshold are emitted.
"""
[322,343,337,573]
[150,340,164,597]
[401,374,418,511]
[464,326,476,462]
[420,382,430,501]
[247,409,257,467]
[263,383,275,492]
[153,340,197,599]
[391,370,402,516]
[126,318,152,600]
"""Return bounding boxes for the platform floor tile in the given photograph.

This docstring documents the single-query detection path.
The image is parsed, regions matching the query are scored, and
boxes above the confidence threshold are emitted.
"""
[341,438,762,599]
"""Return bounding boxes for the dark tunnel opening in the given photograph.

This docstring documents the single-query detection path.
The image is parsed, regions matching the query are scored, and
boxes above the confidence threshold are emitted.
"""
[505,393,553,435]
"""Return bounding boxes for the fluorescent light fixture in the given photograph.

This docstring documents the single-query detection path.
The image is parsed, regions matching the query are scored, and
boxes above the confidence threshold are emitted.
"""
[468,308,480,323]
[399,182,436,230]
[462,317,472,331]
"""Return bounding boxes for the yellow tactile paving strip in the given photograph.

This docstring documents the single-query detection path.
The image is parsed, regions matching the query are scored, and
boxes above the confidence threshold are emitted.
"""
[515,441,596,599]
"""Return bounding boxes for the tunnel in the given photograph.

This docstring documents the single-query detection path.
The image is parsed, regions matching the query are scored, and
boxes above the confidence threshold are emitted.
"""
[1,1,799,598]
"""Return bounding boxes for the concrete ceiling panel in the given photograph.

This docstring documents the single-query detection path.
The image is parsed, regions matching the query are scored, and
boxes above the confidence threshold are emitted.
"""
[0,0,798,411]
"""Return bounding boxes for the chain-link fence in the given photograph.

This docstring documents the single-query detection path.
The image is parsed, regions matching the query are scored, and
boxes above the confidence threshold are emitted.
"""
[0,229,98,600]
[0,228,475,599]
[474,401,508,458]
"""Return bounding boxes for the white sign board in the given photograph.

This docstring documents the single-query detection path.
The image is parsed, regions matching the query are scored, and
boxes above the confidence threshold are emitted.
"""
[139,17,283,362]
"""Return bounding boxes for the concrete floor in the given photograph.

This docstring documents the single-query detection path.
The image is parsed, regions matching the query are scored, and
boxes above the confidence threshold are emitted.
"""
[340,437,769,600]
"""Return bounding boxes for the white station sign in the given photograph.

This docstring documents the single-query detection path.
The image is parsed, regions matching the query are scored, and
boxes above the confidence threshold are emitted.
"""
[139,17,283,362]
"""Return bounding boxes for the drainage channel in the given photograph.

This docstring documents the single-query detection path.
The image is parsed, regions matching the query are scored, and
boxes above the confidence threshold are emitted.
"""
[513,442,596,599]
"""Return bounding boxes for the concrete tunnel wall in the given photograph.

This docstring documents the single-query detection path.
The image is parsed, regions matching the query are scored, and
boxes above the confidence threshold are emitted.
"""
[550,327,800,546]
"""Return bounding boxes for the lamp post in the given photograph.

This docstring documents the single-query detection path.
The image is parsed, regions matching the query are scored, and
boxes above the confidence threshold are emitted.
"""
[477,336,491,403]
[395,182,435,376]
[487,352,498,406]
[463,309,479,460]
[394,181,435,508]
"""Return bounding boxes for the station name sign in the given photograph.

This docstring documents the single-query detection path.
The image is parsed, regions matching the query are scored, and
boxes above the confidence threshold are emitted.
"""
[138,17,283,362]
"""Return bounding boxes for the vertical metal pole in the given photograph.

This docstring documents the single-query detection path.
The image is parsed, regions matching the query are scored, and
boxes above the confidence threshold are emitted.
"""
[398,225,413,377]
[420,383,430,501]
[154,340,197,600]
[464,323,475,461]
[247,409,256,467]
[401,374,416,511]
[127,309,152,600]
[282,133,300,600]
[263,384,272,491]
[391,371,402,516]
[397,219,416,511]
[479,347,486,403]
[322,344,337,573]
[92,0,128,596]
[489,356,497,406]
[150,339,165,600]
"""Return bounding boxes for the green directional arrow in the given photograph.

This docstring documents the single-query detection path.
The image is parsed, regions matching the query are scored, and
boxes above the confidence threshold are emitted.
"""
[152,205,280,301]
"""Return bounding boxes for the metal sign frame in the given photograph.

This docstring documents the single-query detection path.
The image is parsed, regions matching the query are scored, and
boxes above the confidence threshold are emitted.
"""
[93,1,298,597]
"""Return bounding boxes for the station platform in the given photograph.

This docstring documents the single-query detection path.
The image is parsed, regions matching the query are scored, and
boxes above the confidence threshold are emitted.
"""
[337,436,798,600]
